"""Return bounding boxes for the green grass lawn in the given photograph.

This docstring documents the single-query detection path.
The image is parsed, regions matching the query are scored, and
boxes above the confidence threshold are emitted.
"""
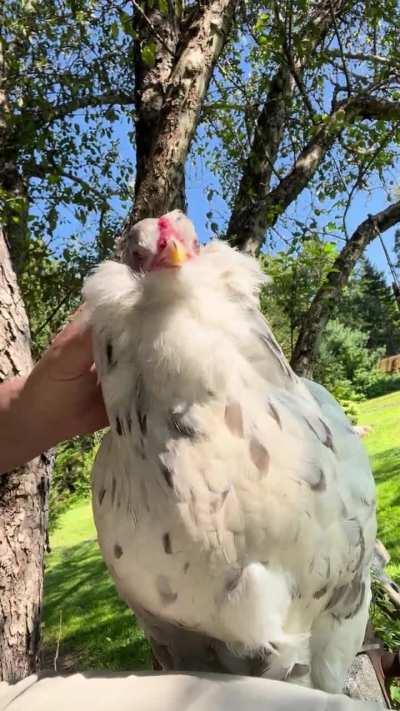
[42,500,150,672]
[42,390,400,671]
[357,390,400,582]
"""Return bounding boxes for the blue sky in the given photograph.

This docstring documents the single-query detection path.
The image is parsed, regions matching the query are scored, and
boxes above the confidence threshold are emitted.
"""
[185,154,399,281]
[51,106,399,285]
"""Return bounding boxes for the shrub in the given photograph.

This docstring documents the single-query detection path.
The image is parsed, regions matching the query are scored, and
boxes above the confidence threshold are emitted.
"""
[364,373,400,399]
[49,433,101,530]
[314,320,385,399]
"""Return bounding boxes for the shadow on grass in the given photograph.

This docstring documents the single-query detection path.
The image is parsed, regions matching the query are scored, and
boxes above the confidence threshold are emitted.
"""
[371,447,400,487]
[42,539,151,672]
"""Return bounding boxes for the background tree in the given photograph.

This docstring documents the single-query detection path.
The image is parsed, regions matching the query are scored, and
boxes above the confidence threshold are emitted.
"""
[0,0,135,681]
[1,0,400,681]
[340,260,400,355]
[313,319,385,396]
[261,238,338,357]
[260,245,399,415]
[0,21,53,682]
[201,1,400,372]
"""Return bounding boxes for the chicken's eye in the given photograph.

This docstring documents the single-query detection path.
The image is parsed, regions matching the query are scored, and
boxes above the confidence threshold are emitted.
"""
[130,246,146,271]
[158,237,168,251]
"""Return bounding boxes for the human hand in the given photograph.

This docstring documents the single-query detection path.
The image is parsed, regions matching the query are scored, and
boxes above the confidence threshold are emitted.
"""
[24,306,109,444]
[0,307,108,473]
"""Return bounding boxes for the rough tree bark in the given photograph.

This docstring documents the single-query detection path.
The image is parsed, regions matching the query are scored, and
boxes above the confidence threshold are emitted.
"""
[133,2,182,202]
[0,41,51,684]
[129,0,236,223]
[0,229,51,683]
[291,200,400,376]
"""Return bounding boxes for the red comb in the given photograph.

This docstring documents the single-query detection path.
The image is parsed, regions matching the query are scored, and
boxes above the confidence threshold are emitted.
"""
[158,216,169,232]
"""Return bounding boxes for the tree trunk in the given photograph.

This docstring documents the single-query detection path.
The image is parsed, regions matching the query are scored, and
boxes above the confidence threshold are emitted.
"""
[133,2,182,204]
[226,66,294,255]
[0,30,51,682]
[0,228,51,682]
[130,0,236,222]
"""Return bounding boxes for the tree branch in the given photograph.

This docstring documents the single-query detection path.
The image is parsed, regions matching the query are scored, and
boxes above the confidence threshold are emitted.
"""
[280,2,316,119]
[290,199,400,376]
[325,50,390,65]
[130,0,175,57]
[229,95,400,254]
[328,0,352,94]
[133,1,182,201]
[29,92,134,127]
[341,132,393,239]
[226,0,351,254]
[24,161,109,206]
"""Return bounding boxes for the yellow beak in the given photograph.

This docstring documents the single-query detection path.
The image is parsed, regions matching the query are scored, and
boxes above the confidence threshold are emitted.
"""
[165,240,187,267]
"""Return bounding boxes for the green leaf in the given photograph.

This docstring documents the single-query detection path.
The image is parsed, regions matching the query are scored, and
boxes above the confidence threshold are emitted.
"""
[109,21,119,39]
[119,10,134,35]
[158,0,168,13]
[141,40,157,66]
[325,222,337,232]
[48,173,60,185]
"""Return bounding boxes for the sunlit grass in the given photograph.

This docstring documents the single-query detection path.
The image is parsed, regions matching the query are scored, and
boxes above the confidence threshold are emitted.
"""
[358,390,400,582]
[42,500,150,672]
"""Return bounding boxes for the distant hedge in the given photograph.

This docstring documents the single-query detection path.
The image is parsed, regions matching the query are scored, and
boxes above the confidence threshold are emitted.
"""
[365,374,400,399]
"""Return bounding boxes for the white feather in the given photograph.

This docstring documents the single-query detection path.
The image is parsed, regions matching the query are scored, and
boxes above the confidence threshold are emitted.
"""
[85,234,376,692]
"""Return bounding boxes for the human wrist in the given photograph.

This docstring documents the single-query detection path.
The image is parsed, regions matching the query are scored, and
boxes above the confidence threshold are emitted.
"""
[17,362,68,454]
[1,368,61,473]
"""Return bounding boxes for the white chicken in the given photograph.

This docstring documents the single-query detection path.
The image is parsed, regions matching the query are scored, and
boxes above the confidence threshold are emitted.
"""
[84,210,376,692]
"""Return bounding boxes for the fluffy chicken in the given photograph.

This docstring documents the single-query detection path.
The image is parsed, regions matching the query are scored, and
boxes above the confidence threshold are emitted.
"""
[84,210,376,692]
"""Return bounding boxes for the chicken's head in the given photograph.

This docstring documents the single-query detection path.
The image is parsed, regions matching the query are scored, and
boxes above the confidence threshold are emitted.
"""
[122,210,199,272]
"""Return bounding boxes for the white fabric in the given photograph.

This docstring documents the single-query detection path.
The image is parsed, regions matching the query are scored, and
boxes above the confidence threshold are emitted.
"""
[0,672,381,711]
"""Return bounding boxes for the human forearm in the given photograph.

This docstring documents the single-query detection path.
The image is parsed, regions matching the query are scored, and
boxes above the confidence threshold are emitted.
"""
[0,373,70,473]
[0,376,43,473]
